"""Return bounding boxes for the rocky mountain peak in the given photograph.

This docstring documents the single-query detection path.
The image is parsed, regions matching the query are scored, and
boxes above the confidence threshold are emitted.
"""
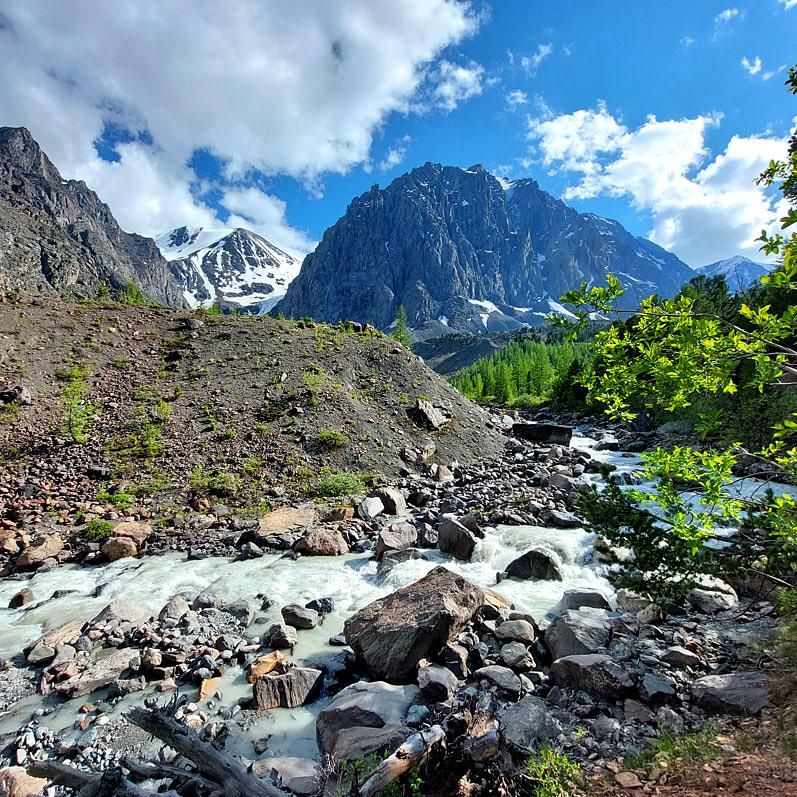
[276,162,694,337]
[0,126,185,305]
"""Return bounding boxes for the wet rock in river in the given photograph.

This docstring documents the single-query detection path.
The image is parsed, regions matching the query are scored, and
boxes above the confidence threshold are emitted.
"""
[281,604,319,630]
[294,528,348,556]
[253,666,324,710]
[437,517,477,560]
[505,547,563,582]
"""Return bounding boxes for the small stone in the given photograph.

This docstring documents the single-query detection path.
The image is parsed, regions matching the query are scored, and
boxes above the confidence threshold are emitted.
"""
[615,771,642,788]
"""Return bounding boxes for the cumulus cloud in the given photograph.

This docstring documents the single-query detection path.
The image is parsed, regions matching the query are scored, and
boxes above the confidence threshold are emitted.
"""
[521,43,553,76]
[0,0,480,251]
[526,104,789,265]
[780,0,796,9]
[741,55,762,75]
[505,89,529,110]
[715,8,740,24]
[431,60,485,111]
[378,136,412,172]
[221,188,317,258]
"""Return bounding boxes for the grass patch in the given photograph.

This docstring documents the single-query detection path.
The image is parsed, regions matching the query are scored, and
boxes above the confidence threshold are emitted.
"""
[312,470,366,497]
[526,746,581,797]
[625,726,720,770]
[189,466,240,497]
[96,490,134,509]
[110,422,164,459]
[316,428,349,449]
[56,363,95,443]
[79,518,113,542]
[0,401,21,424]
[110,358,132,370]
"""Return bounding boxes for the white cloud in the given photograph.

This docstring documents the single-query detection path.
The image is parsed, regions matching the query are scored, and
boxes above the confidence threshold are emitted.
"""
[431,60,485,111]
[526,104,788,265]
[521,44,553,77]
[505,89,528,110]
[378,136,412,172]
[681,36,696,48]
[741,55,762,75]
[779,0,797,9]
[715,8,740,23]
[221,188,317,258]
[763,65,788,80]
[0,0,480,248]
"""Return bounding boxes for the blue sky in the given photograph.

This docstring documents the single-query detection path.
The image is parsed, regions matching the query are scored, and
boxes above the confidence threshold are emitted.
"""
[2,1,795,266]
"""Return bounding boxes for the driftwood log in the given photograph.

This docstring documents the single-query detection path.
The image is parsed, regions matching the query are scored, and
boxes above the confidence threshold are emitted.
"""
[125,707,288,797]
[358,724,446,797]
[27,761,179,797]
[28,706,288,797]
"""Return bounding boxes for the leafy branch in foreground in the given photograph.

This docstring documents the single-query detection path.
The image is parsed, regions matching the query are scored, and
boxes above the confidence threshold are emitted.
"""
[561,66,797,601]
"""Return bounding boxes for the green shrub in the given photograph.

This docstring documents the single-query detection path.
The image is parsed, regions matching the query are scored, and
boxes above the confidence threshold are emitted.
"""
[316,429,349,448]
[96,490,134,509]
[526,746,580,797]
[312,471,366,497]
[80,518,113,542]
[57,363,95,443]
[119,282,147,306]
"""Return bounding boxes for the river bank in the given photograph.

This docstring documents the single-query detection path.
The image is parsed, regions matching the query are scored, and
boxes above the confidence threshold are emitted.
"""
[0,423,792,796]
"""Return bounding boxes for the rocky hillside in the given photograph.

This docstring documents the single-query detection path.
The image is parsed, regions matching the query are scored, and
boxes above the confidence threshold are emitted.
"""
[277,163,694,336]
[0,127,184,306]
[156,226,302,312]
[0,294,505,571]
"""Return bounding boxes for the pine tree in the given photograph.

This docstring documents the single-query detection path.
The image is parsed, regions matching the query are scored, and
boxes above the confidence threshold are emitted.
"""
[391,305,413,349]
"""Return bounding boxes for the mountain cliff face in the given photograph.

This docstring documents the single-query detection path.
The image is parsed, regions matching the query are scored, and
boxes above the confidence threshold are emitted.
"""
[277,163,694,336]
[694,255,772,293]
[156,226,301,312]
[0,126,184,305]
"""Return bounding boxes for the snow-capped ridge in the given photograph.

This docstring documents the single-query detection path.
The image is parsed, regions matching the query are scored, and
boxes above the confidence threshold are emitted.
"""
[156,226,302,311]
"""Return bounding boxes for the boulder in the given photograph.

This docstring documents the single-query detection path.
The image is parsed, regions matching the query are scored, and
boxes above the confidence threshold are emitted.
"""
[316,680,420,754]
[414,399,448,431]
[544,608,611,659]
[343,567,485,682]
[499,696,562,754]
[265,623,298,649]
[9,588,34,609]
[375,522,417,561]
[560,589,612,612]
[253,667,324,709]
[159,596,190,627]
[661,646,701,668]
[259,506,318,535]
[102,536,138,561]
[546,510,582,528]
[438,517,477,560]
[500,642,535,671]
[512,422,572,445]
[251,757,321,797]
[358,497,384,521]
[688,578,738,613]
[473,665,522,698]
[549,654,634,700]
[417,664,459,701]
[690,672,768,715]
[90,601,151,628]
[25,617,86,665]
[16,534,63,568]
[248,651,291,683]
[332,725,413,762]
[377,549,422,577]
[293,528,348,556]
[281,604,319,629]
[55,649,141,699]
[113,520,152,543]
[506,548,563,581]
[641,673,676,705]
[495,619,536,644]
[372,487,407,516]
[0,767,48,797]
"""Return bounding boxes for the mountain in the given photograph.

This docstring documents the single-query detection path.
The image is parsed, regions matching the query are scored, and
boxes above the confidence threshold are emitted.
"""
[694,255,772,293]
[276,162,694,336]
[157,226,302,312]
[0,126,184,305]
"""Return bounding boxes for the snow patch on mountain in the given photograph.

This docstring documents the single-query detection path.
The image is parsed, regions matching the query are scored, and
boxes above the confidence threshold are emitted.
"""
[156,226,302,311]
[695,255,773,293]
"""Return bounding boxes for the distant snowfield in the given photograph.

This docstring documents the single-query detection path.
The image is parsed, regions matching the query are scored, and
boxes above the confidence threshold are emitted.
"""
[156,226,302,311]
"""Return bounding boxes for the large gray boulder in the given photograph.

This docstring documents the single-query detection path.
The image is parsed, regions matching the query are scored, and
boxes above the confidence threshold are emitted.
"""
[688,578,738,614]
[560,588,612,612]
[55,649,141,699]
[375,522,417,561]
[372,487,407,516]
[549,654,634,700]
[332,725,413,762]
[544,608,611,659]
[500,696,563,754]
[690,672,768,715]
[253,667,324,710]
[344,567,485,682]
[438,517,478,560]
[316,681,420,754]
[506,548,563,581]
